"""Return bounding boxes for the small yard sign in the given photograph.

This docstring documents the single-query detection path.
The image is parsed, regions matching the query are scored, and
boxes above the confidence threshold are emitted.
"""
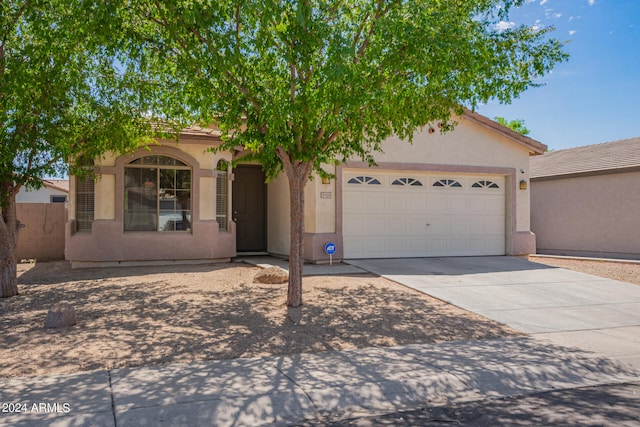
[325,242,337,265]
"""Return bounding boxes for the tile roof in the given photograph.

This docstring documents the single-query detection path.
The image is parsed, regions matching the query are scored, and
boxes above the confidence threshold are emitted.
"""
[462,109,547,155]
[530,137,640,179]
[43,179,69,192]
[179,126,223,139]
[159,110,547,154]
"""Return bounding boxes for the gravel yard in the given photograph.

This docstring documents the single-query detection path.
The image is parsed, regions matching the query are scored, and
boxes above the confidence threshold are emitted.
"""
[1,261,518,378]
[529,255,640,286]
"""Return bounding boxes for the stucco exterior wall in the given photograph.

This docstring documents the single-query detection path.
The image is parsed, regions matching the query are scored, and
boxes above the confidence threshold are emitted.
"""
[531,171,640,260]
[67,114,538,265]
[66,140,235,267]
[302,117,537,261]
[16,186,67,203]
[199,177,215,220]
[267,171,341,261]
[16,203,67,261]
[372,117,533,232]
[95,175,115,220]
[266,172,290,256]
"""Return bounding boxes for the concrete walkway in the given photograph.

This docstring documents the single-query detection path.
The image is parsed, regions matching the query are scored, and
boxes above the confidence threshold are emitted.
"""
[346,256,640,370]
[2,337,638,427]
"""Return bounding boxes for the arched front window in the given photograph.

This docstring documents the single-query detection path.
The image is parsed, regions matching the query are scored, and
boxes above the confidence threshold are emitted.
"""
[124,155,191,232]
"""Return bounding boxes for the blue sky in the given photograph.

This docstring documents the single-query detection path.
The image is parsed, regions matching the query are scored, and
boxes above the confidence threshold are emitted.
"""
[477,0,640,150]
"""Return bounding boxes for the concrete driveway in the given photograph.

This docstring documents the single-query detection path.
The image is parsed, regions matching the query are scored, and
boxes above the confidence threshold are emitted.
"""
[346,256,640,369]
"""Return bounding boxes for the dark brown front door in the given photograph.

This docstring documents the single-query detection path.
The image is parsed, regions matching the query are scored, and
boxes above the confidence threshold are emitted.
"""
[232,165,266,252]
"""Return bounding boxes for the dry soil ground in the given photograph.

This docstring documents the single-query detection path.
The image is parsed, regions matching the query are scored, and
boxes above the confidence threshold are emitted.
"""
[529,256,640,286]
[2,261,518,378]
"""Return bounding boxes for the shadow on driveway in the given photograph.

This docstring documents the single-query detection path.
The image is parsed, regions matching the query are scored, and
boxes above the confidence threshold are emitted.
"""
[345,256,556,276]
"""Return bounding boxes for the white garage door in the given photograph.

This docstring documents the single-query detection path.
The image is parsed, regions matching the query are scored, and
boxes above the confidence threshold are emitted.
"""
[343,171,506,258]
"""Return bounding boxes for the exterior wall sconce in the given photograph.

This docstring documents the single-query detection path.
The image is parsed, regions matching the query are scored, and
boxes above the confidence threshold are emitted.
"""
[321,177,331,184]
[519,180,527,190]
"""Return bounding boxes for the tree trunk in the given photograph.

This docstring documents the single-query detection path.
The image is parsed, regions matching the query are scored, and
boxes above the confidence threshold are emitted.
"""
[0,184,20,298]
[0,256,18,298]
[286,168,305,307]
[277,148,311,307]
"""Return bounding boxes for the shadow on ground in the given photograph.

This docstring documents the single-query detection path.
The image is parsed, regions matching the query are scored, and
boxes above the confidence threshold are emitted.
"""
[1,261,517,378]
[346,256,558,276]
[318,382,640,426]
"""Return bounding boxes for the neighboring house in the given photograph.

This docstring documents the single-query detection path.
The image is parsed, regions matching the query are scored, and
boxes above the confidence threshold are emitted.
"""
[16,179,69,203]
[531,137,640,260]
[16,180,69,261]
[65,111,546,267]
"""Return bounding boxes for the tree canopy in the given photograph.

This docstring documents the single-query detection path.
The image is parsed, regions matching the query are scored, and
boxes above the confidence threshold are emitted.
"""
[102,0,568,306]
[494,116,531,136]
[2,0,568,303]
[0,0,153,297]
[114,0,565,173]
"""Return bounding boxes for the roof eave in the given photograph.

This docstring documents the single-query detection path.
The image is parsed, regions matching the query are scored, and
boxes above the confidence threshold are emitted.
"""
[43,180,70,193]
[531,164,640,181]
[462,109,547,155]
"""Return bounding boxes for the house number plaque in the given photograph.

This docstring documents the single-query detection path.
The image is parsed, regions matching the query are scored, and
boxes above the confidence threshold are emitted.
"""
[320,192,332,199]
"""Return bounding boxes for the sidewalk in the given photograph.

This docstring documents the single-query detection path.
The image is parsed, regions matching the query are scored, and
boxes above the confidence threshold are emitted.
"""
[2,336,638,426]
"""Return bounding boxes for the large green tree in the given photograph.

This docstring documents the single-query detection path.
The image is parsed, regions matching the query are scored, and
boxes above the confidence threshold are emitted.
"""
[0,0,153,297]
[109,0,567,307]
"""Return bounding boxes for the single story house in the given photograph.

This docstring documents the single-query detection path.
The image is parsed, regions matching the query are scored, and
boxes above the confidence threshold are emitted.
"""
[65,111,546,267]
[531,137,640,260]
[16,179,69,203]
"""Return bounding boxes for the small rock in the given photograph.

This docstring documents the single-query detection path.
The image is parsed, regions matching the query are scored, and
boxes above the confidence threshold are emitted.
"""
[44,303,77,329]
[253,267,288,284]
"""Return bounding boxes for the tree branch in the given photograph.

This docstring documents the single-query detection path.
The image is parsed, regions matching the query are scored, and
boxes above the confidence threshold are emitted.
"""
[353,0,398,64]
[1,0,30,46]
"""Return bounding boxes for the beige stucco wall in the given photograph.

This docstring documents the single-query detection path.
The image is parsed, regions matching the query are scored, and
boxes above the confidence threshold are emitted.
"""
[269,171,338,258]
[266,172,290,256]
[303,175,337,234]
[16,186,67,203]
[95,175,115,220]
[17,203,67,261]
[97,152,119,167]
[66,139,235,266]
[67,115,537,264]
[531,171,640,259]
[300,116,537,260]
[199,177,215,220]
[370,117,533,232]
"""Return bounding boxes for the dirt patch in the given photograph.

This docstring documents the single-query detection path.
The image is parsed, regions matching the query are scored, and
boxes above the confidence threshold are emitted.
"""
[529,256,640,286]
[1,261,518,378]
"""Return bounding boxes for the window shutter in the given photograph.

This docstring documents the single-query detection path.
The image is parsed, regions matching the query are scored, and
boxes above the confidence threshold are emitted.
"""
[216,171,228,231]
[76,177,95,232]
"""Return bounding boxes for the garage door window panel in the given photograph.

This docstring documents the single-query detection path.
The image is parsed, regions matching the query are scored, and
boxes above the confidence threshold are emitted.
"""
[433,179,463,188]
[392,178,423,186]
[347,176,381,185]
[472,180,500,189]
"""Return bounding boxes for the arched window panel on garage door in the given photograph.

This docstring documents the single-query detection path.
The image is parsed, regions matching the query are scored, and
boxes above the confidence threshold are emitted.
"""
[472,180,500,189]
[347,176,381,185]
[391,177,423,187]
[433,179,462,188]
